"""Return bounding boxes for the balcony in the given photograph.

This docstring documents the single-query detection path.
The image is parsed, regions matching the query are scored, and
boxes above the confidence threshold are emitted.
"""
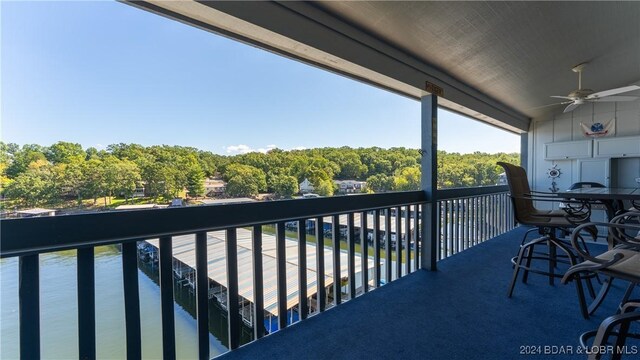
[3,1,639,359]
[1,186,546,359]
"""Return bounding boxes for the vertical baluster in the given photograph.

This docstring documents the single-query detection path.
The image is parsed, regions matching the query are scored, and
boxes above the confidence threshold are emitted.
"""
[332,215,341,305]
[413,204,420,270]
[404,206,411,274]
[159,236,176,359]
[225,229,241,348]
[195,232,210,359]
[360,212,369,293]
[373,210,381,287]
[77,247,96,359]
[451,200,456,255]
[275,223,287,329]
[465,198,470,249]
[252,226,265,338]
[297,220,308,319]
[384,209,392,283]
[347,213,356,299]
[19,255,40,360]
[483,196,488,242]
[442,201,448,258]
[492,195,497,238]
[395,206,402,279]
[472,197,477,246]
[122,242,141,359]
[436,202,442,261]
[462,198,468,250]
[315,217,326,312]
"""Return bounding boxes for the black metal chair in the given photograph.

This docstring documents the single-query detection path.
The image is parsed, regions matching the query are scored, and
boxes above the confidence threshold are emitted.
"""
[579,300,640,360]
[497,162,595,313]
[563,212,640,319]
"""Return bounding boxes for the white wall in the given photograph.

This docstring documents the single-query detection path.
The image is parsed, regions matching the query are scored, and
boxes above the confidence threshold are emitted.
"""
[527,99,640,211]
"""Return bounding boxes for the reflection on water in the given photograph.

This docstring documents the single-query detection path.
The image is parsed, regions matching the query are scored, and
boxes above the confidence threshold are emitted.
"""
[0,246,227,359]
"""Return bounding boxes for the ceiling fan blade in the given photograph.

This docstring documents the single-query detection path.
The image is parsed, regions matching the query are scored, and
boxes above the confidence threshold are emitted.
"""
[563,102,581,113]
[550,95,573,99]
[586,85,640,99]
[587,96,638,102]
[528,101,572,110]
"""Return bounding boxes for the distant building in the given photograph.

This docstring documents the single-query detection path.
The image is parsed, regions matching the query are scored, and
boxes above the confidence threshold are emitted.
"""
[16,208,56,218]
[334,180,367,194]
[204,178,226,197]
[299,178,315,194]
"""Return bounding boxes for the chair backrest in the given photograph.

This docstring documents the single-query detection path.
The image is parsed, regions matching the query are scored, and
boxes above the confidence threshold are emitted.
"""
[497,162,538,224]
[568,182,605,190]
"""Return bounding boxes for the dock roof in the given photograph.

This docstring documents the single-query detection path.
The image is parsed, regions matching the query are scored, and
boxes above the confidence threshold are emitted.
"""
[146,228,374,317]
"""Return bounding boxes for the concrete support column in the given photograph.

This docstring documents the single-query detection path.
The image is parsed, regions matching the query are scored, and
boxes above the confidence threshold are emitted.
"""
[421,95,438,271]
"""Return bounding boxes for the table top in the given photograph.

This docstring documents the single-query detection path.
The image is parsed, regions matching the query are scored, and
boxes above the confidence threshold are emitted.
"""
[558,187,640,200]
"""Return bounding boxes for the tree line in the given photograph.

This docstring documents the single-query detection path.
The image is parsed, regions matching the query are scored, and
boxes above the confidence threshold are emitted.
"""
[0,141,518,208]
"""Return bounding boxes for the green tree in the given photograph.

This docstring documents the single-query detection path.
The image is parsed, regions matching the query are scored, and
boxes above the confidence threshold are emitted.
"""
[269,174,299,198]
[223,164,267,193]
[366,174,394,192]
[315,179,334,196]
[46,141,84,164]
[393,166,421,191]
[4,164,57,207]
[185,155,205,198]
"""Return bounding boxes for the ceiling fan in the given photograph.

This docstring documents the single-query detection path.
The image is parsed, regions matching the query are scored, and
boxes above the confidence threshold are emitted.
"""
[548,63,640,113]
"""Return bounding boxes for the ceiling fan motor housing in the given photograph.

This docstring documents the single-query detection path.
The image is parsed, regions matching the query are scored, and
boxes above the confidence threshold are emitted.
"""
[568,89,595,100]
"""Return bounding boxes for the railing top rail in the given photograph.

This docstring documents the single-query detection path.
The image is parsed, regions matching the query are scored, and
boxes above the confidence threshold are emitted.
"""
[1,191,426,258]
[436,185,508,200]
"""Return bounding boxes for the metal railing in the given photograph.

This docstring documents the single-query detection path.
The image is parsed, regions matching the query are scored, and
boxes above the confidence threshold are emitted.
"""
[1,186,517,359]
[1,191,426,359]
[437,185,514,260]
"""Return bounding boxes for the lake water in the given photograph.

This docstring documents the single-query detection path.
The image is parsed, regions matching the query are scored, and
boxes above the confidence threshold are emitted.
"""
[0,246,228,359]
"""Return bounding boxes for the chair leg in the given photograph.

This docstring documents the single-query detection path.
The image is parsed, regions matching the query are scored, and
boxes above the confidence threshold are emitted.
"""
[588,277,614,316]
[508,243,529,298]
[522,245,534,284]
[548,240,556,286]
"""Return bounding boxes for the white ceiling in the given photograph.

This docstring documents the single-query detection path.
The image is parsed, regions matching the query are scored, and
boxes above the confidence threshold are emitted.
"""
[133,1,640,131]
[313,1,640,119]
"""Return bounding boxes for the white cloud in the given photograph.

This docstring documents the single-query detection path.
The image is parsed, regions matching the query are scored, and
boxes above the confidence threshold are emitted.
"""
[224,144,279,155]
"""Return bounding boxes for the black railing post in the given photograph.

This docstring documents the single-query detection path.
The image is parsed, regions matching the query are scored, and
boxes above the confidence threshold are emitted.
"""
[315,217,326,312]
[360,212,369,293]
[384,209,392,282]
[276,222,288,330]
[121,241,142,359]
[373,210,381,287]
[19,255,40,360]
[252,225,265,339]
[159,236,176,359]
[77,247,96,360]
[297,219,308,319]
[347,213,356,299]
[226,228,241,348]
[331,215,341,306]
[195,232,210,360]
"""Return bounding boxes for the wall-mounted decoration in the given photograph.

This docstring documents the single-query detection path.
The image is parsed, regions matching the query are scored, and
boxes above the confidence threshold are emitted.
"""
[581,118,615,138]
[547,164,562,192]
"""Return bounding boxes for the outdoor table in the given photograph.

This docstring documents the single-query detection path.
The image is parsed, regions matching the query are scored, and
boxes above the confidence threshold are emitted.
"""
[558,187,640,222]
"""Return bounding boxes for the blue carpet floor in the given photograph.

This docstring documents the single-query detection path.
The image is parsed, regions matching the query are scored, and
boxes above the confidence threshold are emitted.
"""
[218,227,637,359]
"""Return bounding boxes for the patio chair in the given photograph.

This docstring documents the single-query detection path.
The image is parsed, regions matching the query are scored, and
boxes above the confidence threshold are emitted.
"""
[562,212,640,319]
[579,300,640,360]
[497,162,595,309]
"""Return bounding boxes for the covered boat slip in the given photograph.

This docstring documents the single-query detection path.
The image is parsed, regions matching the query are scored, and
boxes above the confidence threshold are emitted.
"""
[312,209,417,237]
[145,228,375,317]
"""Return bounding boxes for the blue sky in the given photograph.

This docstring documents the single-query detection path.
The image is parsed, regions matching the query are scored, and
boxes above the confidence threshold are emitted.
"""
[1,1,519,155]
